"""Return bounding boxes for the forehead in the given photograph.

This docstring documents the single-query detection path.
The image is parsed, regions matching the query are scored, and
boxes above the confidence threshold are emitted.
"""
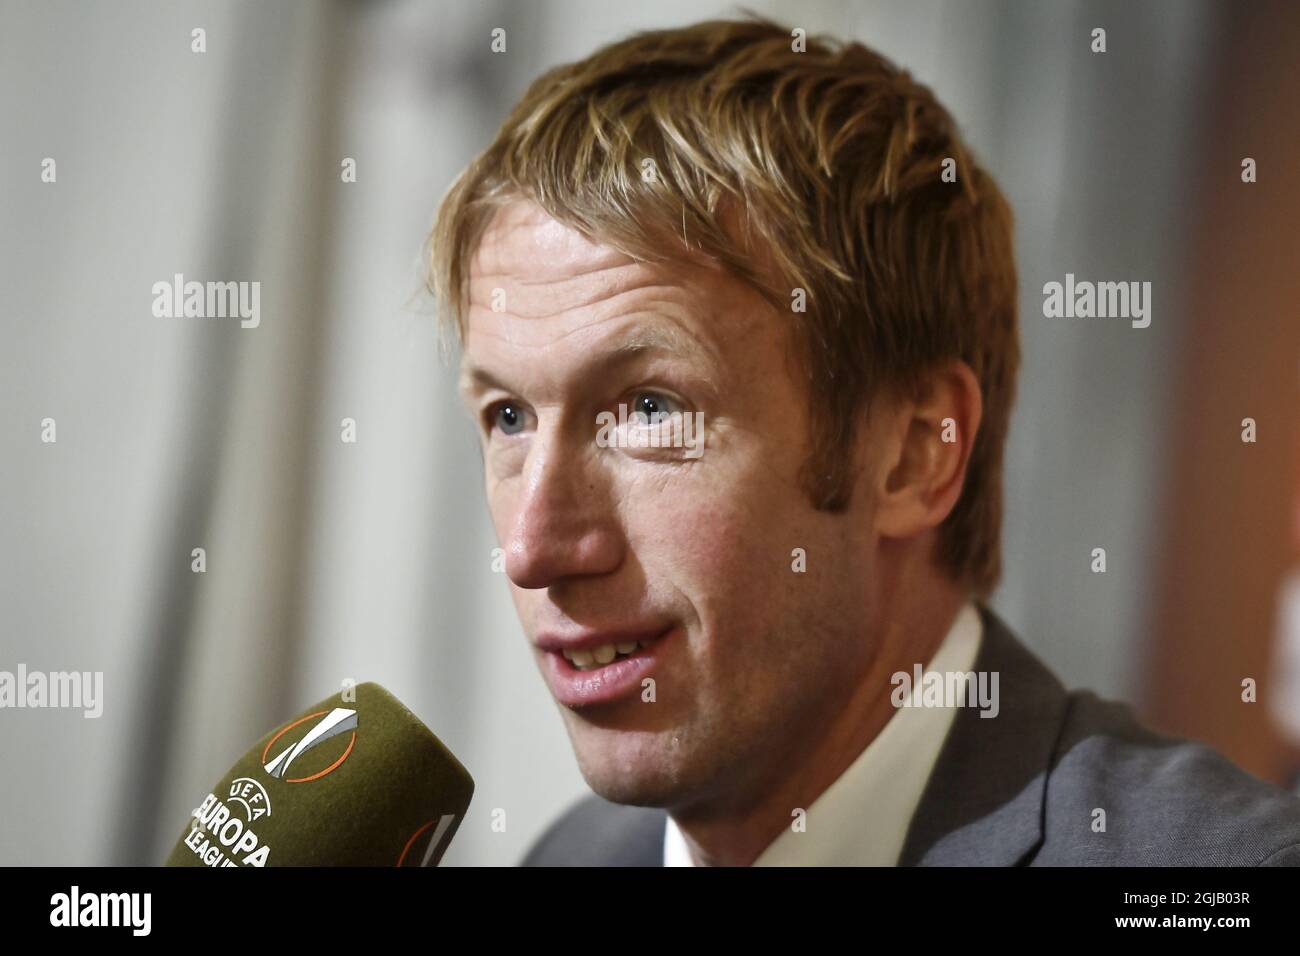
[469,200,625,288]
[463,200,767,354]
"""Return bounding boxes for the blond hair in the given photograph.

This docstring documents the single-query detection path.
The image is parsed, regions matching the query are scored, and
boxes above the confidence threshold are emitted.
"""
[429,14,1019,596]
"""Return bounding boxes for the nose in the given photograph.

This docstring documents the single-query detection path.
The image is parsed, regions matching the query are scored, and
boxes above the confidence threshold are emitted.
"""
[503,425,623,590]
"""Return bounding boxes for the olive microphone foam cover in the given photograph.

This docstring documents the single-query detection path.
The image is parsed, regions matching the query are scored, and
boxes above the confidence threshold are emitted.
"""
[164,682,474,866]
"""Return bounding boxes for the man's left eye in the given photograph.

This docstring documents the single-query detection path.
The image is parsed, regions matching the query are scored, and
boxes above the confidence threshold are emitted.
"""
[629,391,681,423]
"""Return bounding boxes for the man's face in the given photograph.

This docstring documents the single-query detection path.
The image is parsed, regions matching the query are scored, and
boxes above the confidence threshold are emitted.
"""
[460,200,884,811]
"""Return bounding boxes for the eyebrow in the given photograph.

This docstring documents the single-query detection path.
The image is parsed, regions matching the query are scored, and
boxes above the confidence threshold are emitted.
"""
[457,322,715,400]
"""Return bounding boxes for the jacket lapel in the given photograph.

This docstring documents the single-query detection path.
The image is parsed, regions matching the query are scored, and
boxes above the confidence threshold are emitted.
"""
[896,602,1070,866]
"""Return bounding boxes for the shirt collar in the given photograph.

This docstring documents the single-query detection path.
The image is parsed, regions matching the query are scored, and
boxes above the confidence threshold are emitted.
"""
[664,600,984,866]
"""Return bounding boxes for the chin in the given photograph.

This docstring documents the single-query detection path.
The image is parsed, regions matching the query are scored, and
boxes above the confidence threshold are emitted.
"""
[568,724,695,808]
[580,766,683,808]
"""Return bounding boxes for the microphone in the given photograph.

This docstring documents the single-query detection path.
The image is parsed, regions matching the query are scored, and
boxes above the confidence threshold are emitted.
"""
[164,682,473,867]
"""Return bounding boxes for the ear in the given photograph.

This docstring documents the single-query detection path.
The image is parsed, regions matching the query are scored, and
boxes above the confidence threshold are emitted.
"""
[872,360,983,541]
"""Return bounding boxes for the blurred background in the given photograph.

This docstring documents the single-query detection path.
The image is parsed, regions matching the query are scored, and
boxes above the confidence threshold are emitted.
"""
[2,0,1298,866]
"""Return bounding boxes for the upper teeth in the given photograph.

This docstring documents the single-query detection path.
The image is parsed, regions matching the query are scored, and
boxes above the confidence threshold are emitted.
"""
[564,641,643,670]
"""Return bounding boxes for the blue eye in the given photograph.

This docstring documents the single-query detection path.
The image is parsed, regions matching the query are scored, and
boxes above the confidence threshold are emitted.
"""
[631,392,680,424]
[492,402,526,435]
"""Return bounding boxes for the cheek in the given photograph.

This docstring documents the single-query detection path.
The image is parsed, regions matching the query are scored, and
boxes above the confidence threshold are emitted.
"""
[484,474,519,538]
[629,471,799,635]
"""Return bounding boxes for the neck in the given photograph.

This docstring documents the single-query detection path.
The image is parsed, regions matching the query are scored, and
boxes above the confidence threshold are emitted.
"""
[670,575,968,866]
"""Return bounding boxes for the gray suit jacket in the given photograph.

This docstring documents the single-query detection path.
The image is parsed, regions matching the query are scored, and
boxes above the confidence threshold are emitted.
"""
[522,603,1300,865]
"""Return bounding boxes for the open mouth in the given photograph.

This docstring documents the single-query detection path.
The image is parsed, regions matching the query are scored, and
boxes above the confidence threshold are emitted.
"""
[541,625,677,707]
[560,638,653,671]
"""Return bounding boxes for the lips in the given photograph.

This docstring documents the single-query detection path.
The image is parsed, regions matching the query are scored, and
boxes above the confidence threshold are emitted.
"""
[536,624,677,708]
[534,625,672,655]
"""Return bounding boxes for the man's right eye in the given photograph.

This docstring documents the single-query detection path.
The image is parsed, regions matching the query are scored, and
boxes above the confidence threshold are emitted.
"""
[486,401,528,436]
